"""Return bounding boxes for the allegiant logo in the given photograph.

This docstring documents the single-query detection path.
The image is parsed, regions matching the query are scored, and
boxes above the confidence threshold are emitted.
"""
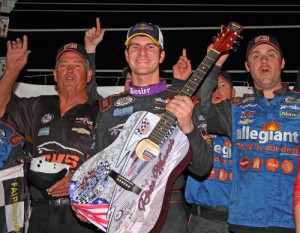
[236,126,300,144]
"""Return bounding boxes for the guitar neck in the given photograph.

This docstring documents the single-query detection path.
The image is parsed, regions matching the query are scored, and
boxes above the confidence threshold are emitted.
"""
[148,49,220,146]
[179,49,220,97]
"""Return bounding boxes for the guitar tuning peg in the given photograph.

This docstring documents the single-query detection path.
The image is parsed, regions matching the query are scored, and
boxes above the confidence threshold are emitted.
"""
[234,41,240,46]
[231,46,237,52]
[238,35,244,40]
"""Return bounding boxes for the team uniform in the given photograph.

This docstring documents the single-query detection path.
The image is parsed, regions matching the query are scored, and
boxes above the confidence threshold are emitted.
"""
[185,135,232,233]
[203,71,299,232]
[0,120,25,170]
[91,79,213,233]
[3,95,100,233]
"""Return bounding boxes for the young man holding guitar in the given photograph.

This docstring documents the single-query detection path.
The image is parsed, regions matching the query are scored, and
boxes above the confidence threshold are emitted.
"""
[71,22,242,232]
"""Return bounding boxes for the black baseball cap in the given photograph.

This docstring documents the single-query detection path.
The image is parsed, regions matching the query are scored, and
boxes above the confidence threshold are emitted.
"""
[56,43,89,61]
[219,70,233,87]
[125,22,164,49]
[246,35,283,59]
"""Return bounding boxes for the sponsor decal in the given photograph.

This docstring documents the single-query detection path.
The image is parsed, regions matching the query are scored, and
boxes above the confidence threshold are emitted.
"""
[37,141,83,169]
[255,35,269,43]
[154,97,170,105]
[242,97,255,103]
[10,134,23,145]
[229,172,233,181]
[284,97,300,104]
[280,104,300,111]
[75,117,93,127]
[114,96,135,107]
[239,119,254,125]
[109,123,125,136]
[240,103,257,109]
[72,127,91,135]
[266,158,279,172]
[236,121,300,144]
[217,169,228,181]
[113,106,133,117]
[282,160,294,173]
[240,110,255,118]
[251,157,263,171]
[240,157,249,170]
[108,124,124,135]
[0,129,6,137]
[214,140,232,158]
[129,87,151,96]
[135,118,150,135]
[41,113,54,124]
[280,111,300,119]
[38,127,50,136]
[197,114,206,122]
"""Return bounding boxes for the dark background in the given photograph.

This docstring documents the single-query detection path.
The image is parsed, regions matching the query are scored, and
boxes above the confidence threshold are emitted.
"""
[1,1,300,87]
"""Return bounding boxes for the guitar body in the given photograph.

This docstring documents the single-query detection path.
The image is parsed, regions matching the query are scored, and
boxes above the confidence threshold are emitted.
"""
[70,111,190,232]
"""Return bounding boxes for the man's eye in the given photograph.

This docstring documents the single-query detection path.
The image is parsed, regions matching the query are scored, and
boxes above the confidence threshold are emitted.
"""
[147,45,155,49]
[59,64,67,68]
[130,45,139,50]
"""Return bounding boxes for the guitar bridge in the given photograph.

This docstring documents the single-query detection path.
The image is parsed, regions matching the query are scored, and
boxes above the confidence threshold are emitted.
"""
[109,169,142,195]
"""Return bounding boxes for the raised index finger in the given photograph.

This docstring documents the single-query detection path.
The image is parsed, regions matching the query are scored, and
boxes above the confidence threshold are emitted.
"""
[182,48,187,57]
[22,35,28,50]
[96,17,101,31]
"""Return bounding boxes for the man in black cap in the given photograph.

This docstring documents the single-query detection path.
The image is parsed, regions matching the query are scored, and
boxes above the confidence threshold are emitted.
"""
[201,35,299,232]
[0,36,100,233]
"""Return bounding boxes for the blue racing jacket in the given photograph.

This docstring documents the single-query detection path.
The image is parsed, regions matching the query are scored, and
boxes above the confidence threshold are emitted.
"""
[0,121,24,170]
[204,84,300,229]
[185,135,232,207]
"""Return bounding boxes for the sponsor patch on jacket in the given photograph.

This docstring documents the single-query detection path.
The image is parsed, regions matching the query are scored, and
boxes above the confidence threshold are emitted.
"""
[240,110,255,118]
[154,97,169,105]
[72,127,91,135]
[239,119,254,125]
[114,96,135,107]
[284,97,300,104]
[280,110,300,119]
[41,113,54,124]
[231,97,243,105]
[10,134,23,147]
[75,117,93,128]
[38,127,50,136]
[113,106,133,117]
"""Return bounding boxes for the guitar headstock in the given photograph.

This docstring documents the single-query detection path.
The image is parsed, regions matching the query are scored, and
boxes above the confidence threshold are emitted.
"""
[213,22,243,54]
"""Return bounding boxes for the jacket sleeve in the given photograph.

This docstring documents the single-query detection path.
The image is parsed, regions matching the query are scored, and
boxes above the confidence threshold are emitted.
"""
[2,95,39,138]
[186,96,214,176]
[169,78,186,92]
[86,53,103,101]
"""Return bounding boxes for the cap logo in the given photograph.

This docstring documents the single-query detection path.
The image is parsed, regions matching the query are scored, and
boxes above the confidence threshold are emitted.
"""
[255,36,269,43]
[132,24,154,32]
[64,43,78,50]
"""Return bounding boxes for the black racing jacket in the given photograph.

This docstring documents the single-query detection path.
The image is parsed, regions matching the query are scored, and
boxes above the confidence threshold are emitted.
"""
[4,95,99,199]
